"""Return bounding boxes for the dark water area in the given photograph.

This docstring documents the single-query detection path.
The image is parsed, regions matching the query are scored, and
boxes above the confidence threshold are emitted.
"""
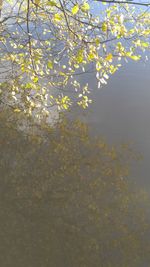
[0,107,150,267]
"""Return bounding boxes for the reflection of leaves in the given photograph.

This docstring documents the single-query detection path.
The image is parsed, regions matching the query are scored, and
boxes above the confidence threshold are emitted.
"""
[0,110,150,267]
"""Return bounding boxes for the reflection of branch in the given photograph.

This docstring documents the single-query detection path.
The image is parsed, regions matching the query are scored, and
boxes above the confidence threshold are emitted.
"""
[96,0,150,7]
[0,98,20,111]
[0,0,2,17]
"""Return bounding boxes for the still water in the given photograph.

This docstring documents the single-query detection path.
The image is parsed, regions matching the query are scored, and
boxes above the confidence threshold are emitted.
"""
[0,3,150,261]
[84,59,150,190]
[0,58,150,266]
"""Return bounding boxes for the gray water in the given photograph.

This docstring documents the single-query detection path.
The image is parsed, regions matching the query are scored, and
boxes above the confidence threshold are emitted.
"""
[85,59,150,190]
[0,58,150,267]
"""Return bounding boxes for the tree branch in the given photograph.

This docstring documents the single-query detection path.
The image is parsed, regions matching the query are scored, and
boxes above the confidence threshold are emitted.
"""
[95,0,150,7]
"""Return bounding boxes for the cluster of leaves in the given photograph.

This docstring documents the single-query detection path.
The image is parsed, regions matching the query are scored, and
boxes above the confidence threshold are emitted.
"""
[0,109,150,266]
[0,0,150,120]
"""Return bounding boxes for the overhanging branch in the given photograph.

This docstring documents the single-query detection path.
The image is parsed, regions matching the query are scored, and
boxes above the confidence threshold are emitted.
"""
[95,0,150,7]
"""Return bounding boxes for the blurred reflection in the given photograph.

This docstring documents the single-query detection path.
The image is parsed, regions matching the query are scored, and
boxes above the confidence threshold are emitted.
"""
[0,109,150,267]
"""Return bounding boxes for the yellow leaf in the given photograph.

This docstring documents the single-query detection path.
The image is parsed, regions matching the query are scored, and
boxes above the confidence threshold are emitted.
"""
[14,108,21,113]
[33,76,39,83]
[47,0,56,6]
[96,62,102,71]
[129,55,141,61]
[76,49,84,63]
[35,0,40,5]
[54,13,62,21]
[81,2,90,12]
[102,22,107,32]
[106,53,113,62]
[72,4,79,15]
[47,61,53,69]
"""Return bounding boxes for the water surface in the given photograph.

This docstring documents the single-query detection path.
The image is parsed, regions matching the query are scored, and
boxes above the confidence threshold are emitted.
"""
[81,59,150,190]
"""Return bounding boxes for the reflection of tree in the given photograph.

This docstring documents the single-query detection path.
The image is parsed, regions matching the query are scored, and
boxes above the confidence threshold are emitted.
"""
[0,110,150,267]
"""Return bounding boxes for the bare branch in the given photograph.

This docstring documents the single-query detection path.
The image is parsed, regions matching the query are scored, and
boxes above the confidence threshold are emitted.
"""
[95,0,150,7]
